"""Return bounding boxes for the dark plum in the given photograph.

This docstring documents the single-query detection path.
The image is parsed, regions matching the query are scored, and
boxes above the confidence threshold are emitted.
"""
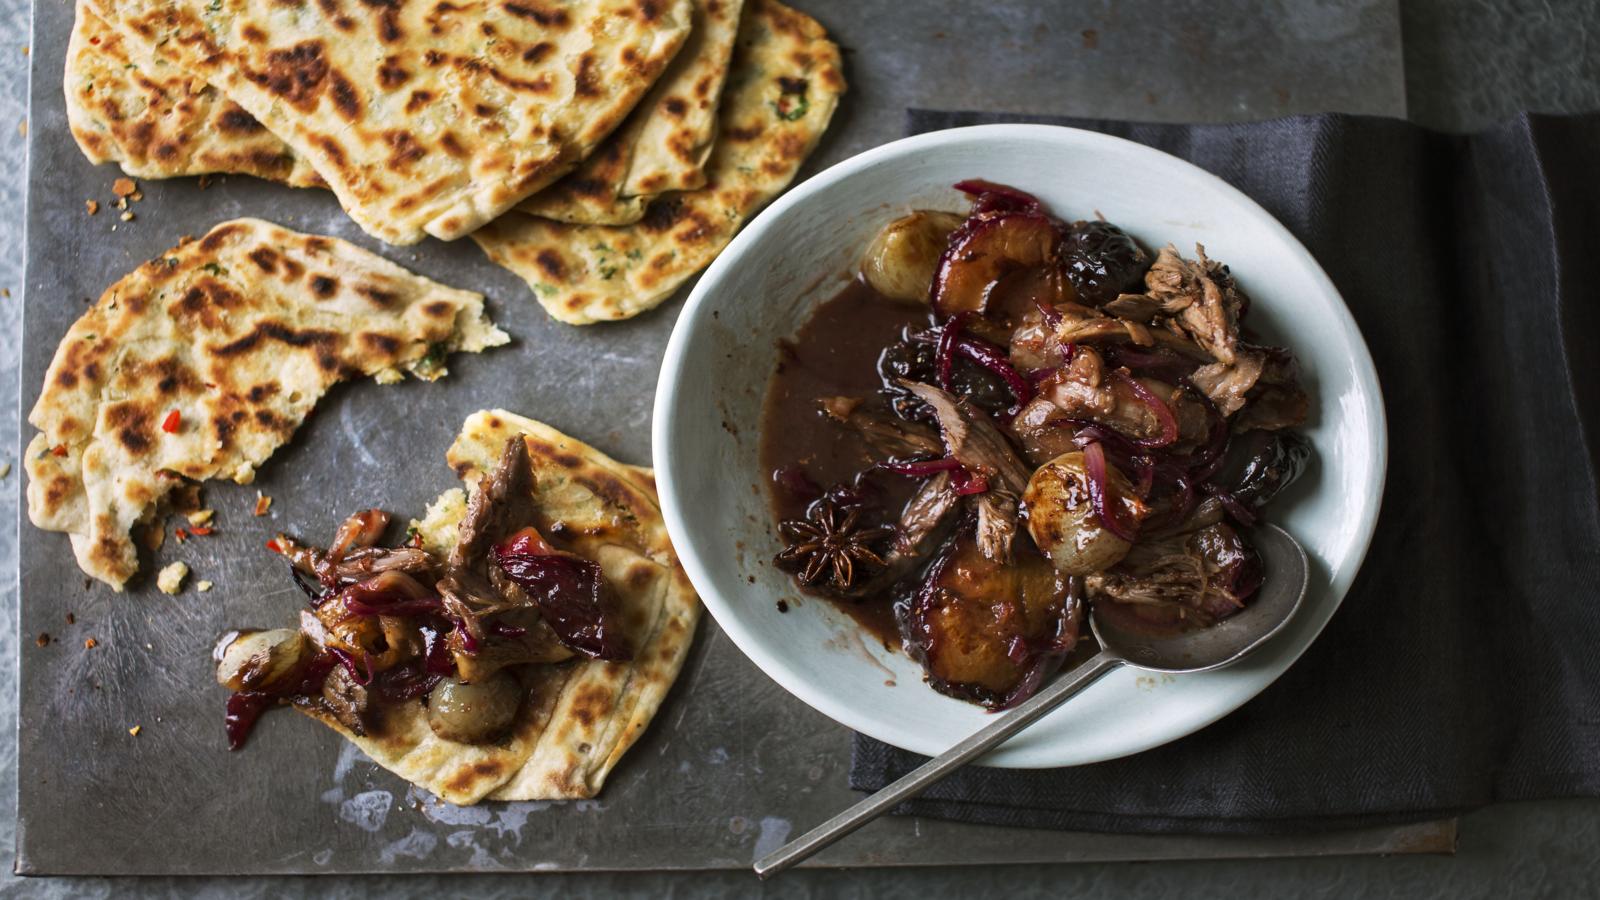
[1058,220,1151,306]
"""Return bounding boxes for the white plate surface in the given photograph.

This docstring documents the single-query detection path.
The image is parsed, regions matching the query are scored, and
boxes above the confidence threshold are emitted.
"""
[654,124,1387,767]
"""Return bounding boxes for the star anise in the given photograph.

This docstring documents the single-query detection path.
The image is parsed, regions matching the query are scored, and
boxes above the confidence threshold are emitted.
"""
[775,500,894,591]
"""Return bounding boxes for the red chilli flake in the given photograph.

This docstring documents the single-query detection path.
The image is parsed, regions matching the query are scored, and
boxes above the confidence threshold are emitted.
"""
[174,527,190,543]
[189,526,213,536]
[50,444,67,458]
[264,538,283,554]
[161,409,181,434]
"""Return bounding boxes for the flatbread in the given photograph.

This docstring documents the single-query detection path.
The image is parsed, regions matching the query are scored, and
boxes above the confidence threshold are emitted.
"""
[25,218,508,590]
[516,0,746,225]
[472,0,845,324]
[65,2,324,188]
[300,410,700,804]
[82,0,694,245]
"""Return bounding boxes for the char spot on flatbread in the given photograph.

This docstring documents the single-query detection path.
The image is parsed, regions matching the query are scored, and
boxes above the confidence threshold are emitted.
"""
[310,275,338,298]
[663,97,687,117]
[444,759,507,794]
[360,286,399,307]
[404,89,433,114]
[385,131,426,168]
[535,250,566,279]
[199,223,246,253]
[722,121,762,142]
[439,132,468,157]
[105,403,154,456]
[568,683,614,727]
[378,59,410,89]
[360,332,403,356]
[329,70,362,121]
[248,383,278,403]
[217,108,264,134]
[573,53,600,96]
[247,247,279,273]
[211,321,339,357]
[521,41,555,63]
[504,3,571,27]
[422,300,455,318]
[315,136,349,171]
[256,41,330,111]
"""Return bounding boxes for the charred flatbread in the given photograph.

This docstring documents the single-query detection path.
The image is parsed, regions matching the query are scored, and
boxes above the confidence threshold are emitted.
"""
[472,0,845,324]
[80,0,694,245]
[516,0,746,226]
[25,218,508,590]
[65,2,324,189]
[240,411,698,804]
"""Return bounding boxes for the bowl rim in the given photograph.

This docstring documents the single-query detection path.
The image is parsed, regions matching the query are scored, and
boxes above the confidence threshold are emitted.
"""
[653,122,1389,766]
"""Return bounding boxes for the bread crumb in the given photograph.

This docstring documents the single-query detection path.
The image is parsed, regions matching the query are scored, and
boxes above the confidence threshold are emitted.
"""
[35,632,49,647]
[17,118,26,138]
[120,211,135,222]
[197,580,213,593]
[0,462,11,479]
[112,177,137,198]
[84,637,98,649]
[85,199,99,215]
[186,508,215,527]
[128,725,141,737]
[254,492,273,516]
[157,561,189,594]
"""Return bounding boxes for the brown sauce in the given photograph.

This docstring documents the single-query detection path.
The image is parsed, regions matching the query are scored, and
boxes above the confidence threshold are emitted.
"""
[758,279,931,646]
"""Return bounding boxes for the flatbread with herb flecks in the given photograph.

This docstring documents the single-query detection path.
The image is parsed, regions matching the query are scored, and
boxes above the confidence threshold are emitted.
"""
[472,0,844,324]
[80,0,694,245]
[515,0,746,226]
[25,218,507,590]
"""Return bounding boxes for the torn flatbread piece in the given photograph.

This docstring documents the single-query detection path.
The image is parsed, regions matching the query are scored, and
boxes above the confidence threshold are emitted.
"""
[25,218,508,590]
[65,2,324,188]
[82,0,694,245]
[474,0,843,323]
[222,411,698,804]
[474,0,844,324]
[517,0,746,226]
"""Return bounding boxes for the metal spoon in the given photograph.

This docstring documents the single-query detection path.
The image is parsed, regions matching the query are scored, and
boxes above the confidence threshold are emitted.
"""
[754,523,1310,878]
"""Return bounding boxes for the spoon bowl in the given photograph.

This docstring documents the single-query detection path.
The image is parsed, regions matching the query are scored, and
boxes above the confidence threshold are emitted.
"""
[755,523,1311,878]
[1091,524,1310,673]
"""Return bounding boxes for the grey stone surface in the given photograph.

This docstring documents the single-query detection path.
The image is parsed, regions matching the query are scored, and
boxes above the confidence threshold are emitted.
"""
[1402,0,1600,130]
[0,0,1596,895]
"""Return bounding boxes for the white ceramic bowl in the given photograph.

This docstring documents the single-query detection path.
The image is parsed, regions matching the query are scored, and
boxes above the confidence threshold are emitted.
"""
[653,124,1386,767]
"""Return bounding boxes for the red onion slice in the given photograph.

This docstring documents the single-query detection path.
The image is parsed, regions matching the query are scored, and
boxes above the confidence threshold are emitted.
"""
[878,457,965,478]
[1083,441,1139,542]
[1114,372,1179,448]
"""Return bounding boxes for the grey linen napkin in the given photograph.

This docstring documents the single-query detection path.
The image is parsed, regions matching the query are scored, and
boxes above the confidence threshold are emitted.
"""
[847,109,1600,835]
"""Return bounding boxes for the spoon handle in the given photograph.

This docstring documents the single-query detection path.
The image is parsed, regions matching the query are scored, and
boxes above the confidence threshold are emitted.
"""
[754,651,1124,878]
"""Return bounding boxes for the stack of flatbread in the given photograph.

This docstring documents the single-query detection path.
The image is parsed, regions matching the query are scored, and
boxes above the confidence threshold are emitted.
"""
[68,0,846,322]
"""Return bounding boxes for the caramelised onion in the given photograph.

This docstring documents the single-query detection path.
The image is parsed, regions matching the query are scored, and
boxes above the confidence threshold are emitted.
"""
[493,536,631,661]
[215,628,312,693]
[935,312,969,390]
[222,647,336,751]
[426,672,524,744]
[339,571,442,618]
[1083,441,1139,542]
[328,646,374,686]
[952,179,1043,214]
[1113,371,1179,448]
[878,457,965,478]
[926,321,1033,411]
[328,509,390,559]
